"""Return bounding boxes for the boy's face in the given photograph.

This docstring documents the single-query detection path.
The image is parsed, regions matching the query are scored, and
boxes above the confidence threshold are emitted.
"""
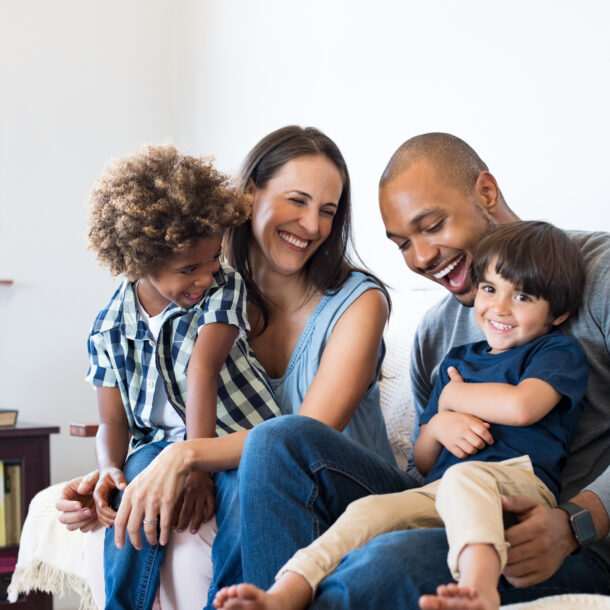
[474,260,568,354]
[139,235,223,315]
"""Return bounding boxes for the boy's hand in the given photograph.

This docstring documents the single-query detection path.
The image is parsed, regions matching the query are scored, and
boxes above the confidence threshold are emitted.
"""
[93,467,127,527]
[438,366,465,412]
[429,411,493,458]
[56,471,100,532]
[173,470,215,533]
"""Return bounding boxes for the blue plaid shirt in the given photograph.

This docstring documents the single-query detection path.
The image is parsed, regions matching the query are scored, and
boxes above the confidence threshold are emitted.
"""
[86,263,280,452]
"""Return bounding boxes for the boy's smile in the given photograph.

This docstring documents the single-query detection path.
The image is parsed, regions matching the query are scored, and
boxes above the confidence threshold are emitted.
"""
[474,260,568,354]
[137,235,223,316]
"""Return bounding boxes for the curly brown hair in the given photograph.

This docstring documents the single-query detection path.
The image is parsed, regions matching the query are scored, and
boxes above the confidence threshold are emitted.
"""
[87,145,250,280]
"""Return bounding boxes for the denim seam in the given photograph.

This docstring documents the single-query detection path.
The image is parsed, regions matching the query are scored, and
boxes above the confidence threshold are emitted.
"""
[135,541,160,610]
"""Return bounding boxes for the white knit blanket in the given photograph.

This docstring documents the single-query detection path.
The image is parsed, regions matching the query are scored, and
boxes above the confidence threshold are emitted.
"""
[7,483,97,610]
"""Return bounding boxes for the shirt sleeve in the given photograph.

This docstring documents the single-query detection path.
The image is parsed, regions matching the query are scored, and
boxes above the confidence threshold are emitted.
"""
[85,331,118,388]
[520,334,589,410]
[199,266,249,333]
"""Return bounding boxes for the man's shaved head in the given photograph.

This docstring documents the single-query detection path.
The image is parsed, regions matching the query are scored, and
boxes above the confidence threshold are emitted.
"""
[380,133,490,196]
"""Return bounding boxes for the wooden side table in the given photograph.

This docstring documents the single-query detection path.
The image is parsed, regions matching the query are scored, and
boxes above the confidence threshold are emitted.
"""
[0,423,59,609]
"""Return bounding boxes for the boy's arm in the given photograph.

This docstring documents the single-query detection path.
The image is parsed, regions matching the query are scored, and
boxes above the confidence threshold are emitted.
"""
[186,322,239,439]
[438,367,561,426]
[179,322,238,532]
[94,385,130,525]
[414,412,494,476]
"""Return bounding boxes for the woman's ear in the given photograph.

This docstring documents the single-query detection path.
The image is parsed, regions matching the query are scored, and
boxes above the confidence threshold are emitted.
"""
[246,177,257,195]
[551,311,571,327]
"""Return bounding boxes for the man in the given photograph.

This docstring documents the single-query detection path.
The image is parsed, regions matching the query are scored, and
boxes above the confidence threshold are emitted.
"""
[235,133,609,608]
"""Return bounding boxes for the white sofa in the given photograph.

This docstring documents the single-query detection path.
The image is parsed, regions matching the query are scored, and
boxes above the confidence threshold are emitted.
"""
[7,289,610,609]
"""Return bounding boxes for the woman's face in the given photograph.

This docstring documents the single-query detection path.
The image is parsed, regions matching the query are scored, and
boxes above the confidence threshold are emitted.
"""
[250,154,343,277]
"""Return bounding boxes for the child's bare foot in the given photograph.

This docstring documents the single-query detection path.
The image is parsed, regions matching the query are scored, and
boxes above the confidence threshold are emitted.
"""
[213,583,301,610]
[419,583,500,610]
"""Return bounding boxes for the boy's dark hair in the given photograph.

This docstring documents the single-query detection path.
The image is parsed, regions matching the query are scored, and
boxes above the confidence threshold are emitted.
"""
[87,145,250,281]
[472,221,585,319]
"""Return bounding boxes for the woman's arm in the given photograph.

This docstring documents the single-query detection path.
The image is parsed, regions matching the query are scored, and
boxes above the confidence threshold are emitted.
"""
[438,367,562,426]
[94,386,130,525]
[297,289,389,430]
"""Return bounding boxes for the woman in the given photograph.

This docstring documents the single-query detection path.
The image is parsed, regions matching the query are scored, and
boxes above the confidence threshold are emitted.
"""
[58,125,396,608]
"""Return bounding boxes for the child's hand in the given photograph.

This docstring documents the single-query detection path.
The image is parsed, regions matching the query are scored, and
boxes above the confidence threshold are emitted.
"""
[438,366,465,412]
[93,467,127,528]
[429,411,493,458]
[56,471,100,532]
[172,470,215,534]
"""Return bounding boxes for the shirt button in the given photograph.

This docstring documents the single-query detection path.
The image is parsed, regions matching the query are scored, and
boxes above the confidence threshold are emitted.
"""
[147,380,155,390]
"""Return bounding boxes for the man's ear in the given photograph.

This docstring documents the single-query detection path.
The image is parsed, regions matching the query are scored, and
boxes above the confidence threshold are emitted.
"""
[474,171,500,216]
[551,311,571,327]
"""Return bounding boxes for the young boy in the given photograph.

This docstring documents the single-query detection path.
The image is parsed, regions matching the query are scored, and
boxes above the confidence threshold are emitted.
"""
[213,220,588,610]
[85,145,281,609]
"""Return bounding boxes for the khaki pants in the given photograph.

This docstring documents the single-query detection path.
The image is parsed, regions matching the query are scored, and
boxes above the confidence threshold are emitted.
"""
[278,456,556,594]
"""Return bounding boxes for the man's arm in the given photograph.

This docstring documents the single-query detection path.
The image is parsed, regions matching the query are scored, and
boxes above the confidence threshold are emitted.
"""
[438,367,562,426]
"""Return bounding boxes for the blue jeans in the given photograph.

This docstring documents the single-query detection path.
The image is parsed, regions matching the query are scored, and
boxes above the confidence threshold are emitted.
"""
[206,469,241,607]
[104,441,170,610]
[237,416,417,588]
[310,528,610,608]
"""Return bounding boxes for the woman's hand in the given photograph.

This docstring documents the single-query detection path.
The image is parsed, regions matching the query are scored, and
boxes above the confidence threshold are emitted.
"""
[428,411,493,458]
[113,441,196,549]
[173,470,216,534]
[56,471,100,532]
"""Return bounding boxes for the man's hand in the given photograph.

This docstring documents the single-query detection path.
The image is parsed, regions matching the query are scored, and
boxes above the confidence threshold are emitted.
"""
[429,411,493,458]
[173,470,215,533]
[56,470,100,532]
[93,467,128,527]
[502,494,577,587]
[438,366,465,412]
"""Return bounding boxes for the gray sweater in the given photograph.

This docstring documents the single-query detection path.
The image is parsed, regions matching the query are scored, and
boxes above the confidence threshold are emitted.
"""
[408,230,610,565]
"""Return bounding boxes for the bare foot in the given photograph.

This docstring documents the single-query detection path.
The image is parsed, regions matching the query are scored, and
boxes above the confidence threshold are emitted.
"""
[419,583,500,610]
[213,583,287,610]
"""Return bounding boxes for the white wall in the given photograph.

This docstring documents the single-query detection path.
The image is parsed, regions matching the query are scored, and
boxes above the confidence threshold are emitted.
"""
[174,0,610,291]
[0,0,178,482]
[2,0,609,487]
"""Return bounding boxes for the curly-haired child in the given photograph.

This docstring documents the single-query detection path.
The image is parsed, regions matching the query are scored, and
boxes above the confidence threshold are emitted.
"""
[85,144,281,609]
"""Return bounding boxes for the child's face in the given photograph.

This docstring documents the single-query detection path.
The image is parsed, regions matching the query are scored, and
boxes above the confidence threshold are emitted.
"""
[139,235,223,314]
[474,260,568,354]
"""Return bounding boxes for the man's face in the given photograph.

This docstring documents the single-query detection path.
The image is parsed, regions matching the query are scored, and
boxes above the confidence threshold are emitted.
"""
[380,161,496,306]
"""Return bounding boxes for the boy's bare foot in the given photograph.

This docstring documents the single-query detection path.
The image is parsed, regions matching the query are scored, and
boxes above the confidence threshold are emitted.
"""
[419,583,500,610]
[213,581,308,610]
[213,584,275,609]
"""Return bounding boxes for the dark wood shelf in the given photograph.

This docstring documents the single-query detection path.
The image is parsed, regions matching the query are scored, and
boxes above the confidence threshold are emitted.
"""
[0,281,13,286]
[0,423,59,609]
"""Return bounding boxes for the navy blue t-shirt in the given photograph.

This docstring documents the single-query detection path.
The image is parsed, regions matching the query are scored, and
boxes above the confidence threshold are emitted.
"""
[419,330,588,499]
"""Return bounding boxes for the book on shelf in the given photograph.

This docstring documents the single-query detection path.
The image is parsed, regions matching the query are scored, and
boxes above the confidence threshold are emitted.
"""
[0,461,22,548]
[0,461,5,546]
[4,463,22,546]
[0,409,18,428]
